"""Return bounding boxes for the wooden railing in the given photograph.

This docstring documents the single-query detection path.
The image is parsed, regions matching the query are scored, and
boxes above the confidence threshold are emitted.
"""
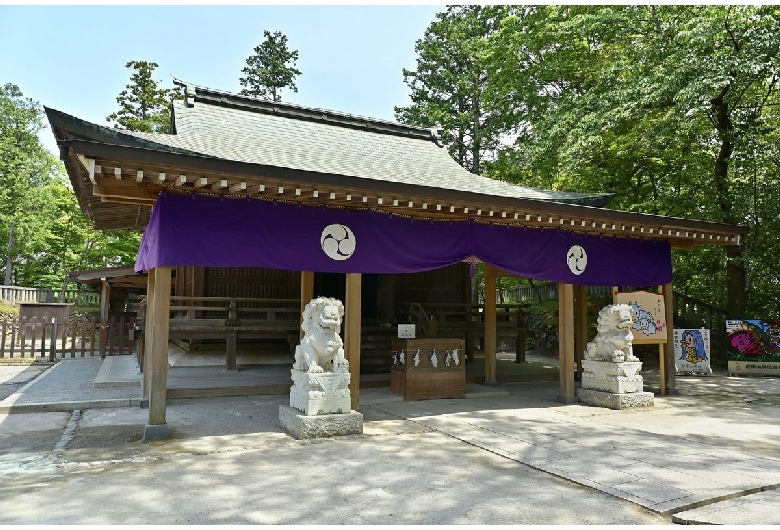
[0,315,134,360]
[0,285,100,306]
[399,302,530,362]
[135,296,302,371]
[501,284,613,302]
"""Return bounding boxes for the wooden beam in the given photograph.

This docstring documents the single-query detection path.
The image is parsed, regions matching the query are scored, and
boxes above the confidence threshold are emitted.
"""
[650,285,666,396]
[345,273,362,411]
[662,282,676,394]
[92,178,158,202]
[100,279,110,322]
[558,282,576,403]
[142,268,157,407]
[300,271,314,341]
[574,284,588,382]
[225,299,237,372]
[483,264,497,383]
[144,266,171,440]
[211,179,228,191]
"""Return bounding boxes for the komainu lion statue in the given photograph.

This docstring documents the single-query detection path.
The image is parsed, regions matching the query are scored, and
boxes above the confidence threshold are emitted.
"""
[293,297,349,373]
[584,304,639,363]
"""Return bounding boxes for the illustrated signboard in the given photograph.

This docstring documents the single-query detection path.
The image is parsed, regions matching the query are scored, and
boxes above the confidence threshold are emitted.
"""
[614,290,667,344]
[673,328,711,374]
[726,319,780,376]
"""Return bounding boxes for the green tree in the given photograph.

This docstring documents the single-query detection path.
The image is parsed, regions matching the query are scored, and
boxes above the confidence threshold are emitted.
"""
[0,83,61,285]
[2,83,143,290]
[239,30,301,102]
[106,60,180,133]
[484,6,780,317]
[395,6,507,175]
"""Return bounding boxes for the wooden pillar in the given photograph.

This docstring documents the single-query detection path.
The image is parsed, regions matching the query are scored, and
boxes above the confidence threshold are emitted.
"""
[300,271,314,340]
[225,299,237,372]
[99,279,110,359]
[662,281,676,394]
[483,264,497,384]
[574,284,588,382]
[558,282,576,403]
[345,273,362,411]
[100,279,110,321]
[144,266,171,440]
[651,285,666,396]
[141,269,156,407]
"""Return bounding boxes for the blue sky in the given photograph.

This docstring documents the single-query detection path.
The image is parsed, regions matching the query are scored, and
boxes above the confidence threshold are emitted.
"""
[0,5,443,155]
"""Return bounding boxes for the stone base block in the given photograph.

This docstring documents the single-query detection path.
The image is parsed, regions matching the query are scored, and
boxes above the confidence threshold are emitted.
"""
[279,405,362,440]
[576,388,654,410]
[290,369,351,416]
[582,378,644,394]
[581,360,644,394]
[143,423,169,440]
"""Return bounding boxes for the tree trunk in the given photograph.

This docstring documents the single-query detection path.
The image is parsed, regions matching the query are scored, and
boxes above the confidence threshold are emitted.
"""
[711,89,746,317]
[726,245,746,318]
[4,222,13,285]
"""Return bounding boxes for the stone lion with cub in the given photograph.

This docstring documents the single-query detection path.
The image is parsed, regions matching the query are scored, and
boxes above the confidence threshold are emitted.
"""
[293,297,349,373]
[584,304,639,363]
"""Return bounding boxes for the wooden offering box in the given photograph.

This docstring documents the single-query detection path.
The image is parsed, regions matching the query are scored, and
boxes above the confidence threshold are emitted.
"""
[390,338,465,401]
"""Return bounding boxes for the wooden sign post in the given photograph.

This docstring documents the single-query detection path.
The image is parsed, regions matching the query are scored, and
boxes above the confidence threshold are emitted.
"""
[614,288,668,395]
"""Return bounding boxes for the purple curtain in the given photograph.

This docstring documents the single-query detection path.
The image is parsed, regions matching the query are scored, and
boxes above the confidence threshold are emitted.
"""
[135,193,672,286]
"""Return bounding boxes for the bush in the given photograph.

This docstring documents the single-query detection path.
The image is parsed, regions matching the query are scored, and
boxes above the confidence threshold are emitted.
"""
[0,301,18,320]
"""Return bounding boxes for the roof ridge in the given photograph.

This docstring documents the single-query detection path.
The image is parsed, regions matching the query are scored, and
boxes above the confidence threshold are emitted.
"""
[172,78,441,143]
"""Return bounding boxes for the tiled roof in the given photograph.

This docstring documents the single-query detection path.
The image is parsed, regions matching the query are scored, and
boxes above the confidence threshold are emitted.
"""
[93,82,614,207]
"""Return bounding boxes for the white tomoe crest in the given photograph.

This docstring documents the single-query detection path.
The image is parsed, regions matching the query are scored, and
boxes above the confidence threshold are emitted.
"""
[320,224,356,261]
[566,245,587,275]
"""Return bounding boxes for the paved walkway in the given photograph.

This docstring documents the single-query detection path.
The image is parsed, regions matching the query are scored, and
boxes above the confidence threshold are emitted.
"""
[2,355,780,523]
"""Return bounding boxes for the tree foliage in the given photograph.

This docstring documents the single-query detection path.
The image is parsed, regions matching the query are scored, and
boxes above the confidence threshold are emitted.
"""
[401,6,780,317]
[239,30,301,102]
[395,6,507,175]
[2,83,141,289]
[106,60,180,133]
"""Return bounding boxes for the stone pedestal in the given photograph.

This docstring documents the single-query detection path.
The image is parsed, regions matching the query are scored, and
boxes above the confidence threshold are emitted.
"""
[289,369,351,416]
[279,405,363,440]
[576,388,654,410]
[578,360,653,410]
[581,360,644,394]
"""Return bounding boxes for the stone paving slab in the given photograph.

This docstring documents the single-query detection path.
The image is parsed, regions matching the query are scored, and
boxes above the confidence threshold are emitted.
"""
[0,363,50,385]
[672,488,780,524]
[0,358,140,413]
[372,388,780,516]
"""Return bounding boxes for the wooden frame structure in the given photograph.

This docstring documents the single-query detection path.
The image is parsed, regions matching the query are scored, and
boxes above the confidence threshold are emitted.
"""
[46,82,748,439]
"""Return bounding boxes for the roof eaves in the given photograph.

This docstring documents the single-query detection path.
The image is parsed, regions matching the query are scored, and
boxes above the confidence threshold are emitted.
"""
[59,138,748,238]
[44,106,201,158]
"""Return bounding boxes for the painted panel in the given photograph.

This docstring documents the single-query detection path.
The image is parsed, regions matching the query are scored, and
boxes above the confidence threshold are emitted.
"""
[726,319,780,376]
[614,290,668,344]
[673,328,712,374]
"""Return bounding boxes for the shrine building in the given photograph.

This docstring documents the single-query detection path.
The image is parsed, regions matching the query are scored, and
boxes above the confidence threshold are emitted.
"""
[46,81,747,439]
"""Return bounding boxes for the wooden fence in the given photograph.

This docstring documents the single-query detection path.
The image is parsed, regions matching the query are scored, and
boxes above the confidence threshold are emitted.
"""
[0,285,100,306]
[0,315,134,360]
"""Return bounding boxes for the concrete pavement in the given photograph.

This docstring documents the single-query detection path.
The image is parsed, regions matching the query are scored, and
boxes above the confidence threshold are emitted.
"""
[1,355,780,524]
